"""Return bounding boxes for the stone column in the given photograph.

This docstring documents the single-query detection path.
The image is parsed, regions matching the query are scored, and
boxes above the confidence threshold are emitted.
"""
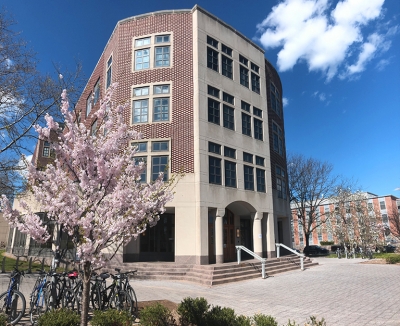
[252,212,263,257]
[215,208,225,263]
[267,213,276,258]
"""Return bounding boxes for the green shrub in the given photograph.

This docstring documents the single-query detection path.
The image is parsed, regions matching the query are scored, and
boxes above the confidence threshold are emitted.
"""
[385,253,400,264]
[0,313,7,326]
[139,303,176,326]
[91,309,133,326]
[306,316,326,326]
[252,313,278,326]
[319,241,334,246]
[177,297,209,326]
[236,314,252,326]
[205,306,237,326]
[284,320,299,326]
[37,308,80,326]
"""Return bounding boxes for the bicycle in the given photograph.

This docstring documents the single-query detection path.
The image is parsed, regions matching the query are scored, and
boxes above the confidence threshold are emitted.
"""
[115,268,138,317]
[90,269,132,313]
[61,270,82,312]
[0,267,26,325]
[29,270,50,324]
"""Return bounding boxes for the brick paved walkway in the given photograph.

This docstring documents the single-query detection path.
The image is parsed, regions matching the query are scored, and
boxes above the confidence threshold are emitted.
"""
[1,257,399,325]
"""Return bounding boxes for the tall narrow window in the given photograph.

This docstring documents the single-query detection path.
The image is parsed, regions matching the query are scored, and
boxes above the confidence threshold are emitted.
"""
[106,56,112,89]
[222,55,233,79]
[209,157,221,185]
[272,122,284,155]
[256,168,265,192]
[240,66,249,88]
[244,165,254,190]
[155,46,170,67]
[207,48,218,72]
[132,99,148,123]
[91,120,97,136]
[42,141,50,157]
[208,98,220,125]
[152,156,168,181]
[223,105,234,130]
[254,118,263,140]
[242,113,251,136]
[134,156,147,183]
[153,98,169,121]
[86,93,92,117]
[225,161,236,188]
[251,73,260,94]
[93,79,100,105]
[135,48,150,70]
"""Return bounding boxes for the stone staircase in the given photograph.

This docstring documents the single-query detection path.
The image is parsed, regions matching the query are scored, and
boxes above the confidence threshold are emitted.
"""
[104,255,318,286]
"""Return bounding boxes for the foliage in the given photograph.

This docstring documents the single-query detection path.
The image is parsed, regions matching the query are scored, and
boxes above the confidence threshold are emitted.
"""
[252,313,278,326]
[305,316,326,326]
[0,84,176,326]
[329,190,385,252]
[205,306,237,326]
[91,309,133,326]
[236,315,252,326]
[139,303,176,326]
[319,241,334,245]
[177,297,209,326]
[0,313,7,326]
[384,253,400,264]
[37,308,80,326]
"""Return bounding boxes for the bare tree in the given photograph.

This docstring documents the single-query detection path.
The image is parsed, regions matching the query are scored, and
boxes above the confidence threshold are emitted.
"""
[0,9,82,197]
[288,153,345,249]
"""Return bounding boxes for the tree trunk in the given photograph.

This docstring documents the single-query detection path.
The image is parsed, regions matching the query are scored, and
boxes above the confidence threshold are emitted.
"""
[305,231,310,249]
[80,261,91,326]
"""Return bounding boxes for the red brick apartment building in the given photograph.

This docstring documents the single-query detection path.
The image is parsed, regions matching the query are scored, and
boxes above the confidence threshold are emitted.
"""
[291,193,400,249]
[8,6,292,265]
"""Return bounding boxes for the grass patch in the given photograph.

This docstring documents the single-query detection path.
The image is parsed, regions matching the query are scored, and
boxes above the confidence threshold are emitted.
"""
[0,249,50,272]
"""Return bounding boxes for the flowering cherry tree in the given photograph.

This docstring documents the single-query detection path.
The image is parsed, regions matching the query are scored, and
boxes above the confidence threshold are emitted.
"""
[0,83,175,325]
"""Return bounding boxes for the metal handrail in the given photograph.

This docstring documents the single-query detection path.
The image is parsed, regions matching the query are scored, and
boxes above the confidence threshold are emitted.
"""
[235,245,267,279]
[275,243,305,271]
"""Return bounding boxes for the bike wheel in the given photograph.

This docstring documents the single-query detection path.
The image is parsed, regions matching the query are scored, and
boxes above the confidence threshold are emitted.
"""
[30,287,48,325]
[0,290,26,325]
[126,286,138,318]
[62,289,80,312]
[111,290,132,312]
[90,285,102,310]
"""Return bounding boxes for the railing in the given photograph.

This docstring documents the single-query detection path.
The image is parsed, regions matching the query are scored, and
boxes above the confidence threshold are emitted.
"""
[235,245,268,279]
[275,243,305,271]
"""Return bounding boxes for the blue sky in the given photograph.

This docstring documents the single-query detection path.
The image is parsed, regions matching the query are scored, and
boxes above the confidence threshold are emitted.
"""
[2,0,399,197]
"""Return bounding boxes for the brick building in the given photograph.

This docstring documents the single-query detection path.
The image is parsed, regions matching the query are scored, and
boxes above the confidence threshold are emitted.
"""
[291,193,400,249]
[8,6,292,265]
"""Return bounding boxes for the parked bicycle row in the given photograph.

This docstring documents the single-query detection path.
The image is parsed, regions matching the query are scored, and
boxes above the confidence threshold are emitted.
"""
[0,266,138,325]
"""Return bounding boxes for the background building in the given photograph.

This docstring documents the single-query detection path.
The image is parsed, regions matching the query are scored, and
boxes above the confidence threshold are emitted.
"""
[291,193,399,249]
[8,6,292,265]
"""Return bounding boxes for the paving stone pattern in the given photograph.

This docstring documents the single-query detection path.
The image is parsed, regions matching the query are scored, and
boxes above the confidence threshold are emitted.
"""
[1,257,399,325]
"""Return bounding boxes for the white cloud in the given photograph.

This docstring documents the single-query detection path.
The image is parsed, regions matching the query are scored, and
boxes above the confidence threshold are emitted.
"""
[394,187,400,191]
[282,97,289,106]
[257,0,392,80]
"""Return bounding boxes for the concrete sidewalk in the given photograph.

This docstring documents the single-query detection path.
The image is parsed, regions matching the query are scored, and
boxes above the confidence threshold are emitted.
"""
[1,257,399,325]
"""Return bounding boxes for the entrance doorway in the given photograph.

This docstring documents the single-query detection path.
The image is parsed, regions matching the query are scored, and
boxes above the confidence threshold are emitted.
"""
[223,209,236,262]
[208,215,216,264]
[277,220,284,244]
[239,218,252,260]
[139,214,175,261]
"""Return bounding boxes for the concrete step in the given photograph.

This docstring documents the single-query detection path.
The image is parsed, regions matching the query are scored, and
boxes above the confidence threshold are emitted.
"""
[103,256,319,286]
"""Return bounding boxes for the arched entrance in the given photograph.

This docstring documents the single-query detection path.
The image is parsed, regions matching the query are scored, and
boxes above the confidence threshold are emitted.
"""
[209,201,257,263]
